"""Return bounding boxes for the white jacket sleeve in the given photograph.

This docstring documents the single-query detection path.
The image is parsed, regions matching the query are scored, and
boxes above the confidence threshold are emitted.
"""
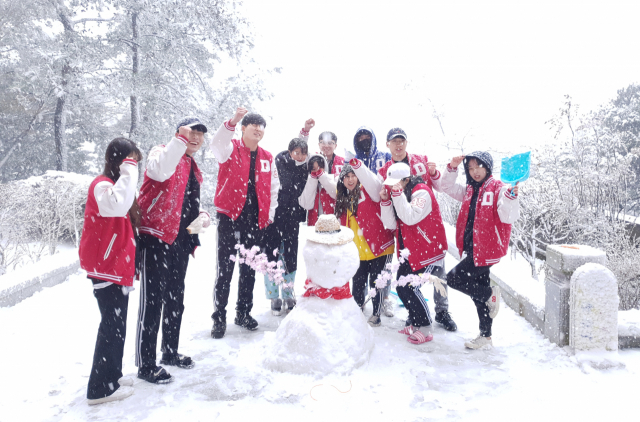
[497,185,520,224]
[380,199,397,230]
[146,136,188,182]
[208,120,236,164]
[351,158,383,202]
[298,174,318,210]
[391,188,433,226]
[318,170,337,200]
[269,162,280,222]
[94,159,139,217]
[441,165,467,202]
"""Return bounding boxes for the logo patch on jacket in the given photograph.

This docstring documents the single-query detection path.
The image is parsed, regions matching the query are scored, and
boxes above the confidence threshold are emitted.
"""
[411,197,426,209]
[481,191,494,206]
[260,160,270,172]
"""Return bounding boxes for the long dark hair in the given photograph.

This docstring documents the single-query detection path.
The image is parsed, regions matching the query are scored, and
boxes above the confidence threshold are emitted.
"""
[103,137,142,228]
[334,165,361,219]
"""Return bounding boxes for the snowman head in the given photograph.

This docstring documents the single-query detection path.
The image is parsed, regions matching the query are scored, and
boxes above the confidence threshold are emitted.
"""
[304,215,359,289]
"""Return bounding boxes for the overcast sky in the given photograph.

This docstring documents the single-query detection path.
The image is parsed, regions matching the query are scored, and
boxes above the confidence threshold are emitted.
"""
[233,0,640,165]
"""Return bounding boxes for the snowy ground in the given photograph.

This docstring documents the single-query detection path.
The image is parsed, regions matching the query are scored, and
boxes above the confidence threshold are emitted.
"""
[1,228,639,422]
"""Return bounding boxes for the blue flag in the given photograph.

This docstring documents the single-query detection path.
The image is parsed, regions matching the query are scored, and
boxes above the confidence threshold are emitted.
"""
[500,152,531,185]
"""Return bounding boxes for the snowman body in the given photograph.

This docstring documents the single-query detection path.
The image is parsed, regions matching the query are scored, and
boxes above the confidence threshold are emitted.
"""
[264,233,375,375]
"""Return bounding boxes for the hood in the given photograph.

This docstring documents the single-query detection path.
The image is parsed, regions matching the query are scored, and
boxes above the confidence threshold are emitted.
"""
[464,151,493,186]
[307,153,329,172]
[353,126,378,157]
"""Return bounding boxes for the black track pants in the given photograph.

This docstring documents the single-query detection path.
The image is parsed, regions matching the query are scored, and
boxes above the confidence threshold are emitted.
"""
[135,234,191,371]
[395,261,433,328]
[446,255,493,337]
[87,281,129,400]
[212,212,264,321]
[352,254,392,316]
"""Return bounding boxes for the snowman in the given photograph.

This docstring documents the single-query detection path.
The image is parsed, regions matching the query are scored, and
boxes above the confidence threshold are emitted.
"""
[264,214,374,375]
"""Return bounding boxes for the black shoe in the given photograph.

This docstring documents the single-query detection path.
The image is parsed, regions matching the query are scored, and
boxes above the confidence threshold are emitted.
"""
[211,316,226,339]
[234,313,259,331]
[435,311,458,332]
[137,366,173,384]
[160,353,195,369]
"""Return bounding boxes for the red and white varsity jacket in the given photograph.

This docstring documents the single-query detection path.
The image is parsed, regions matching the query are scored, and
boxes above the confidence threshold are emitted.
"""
[138,134,207,244]
[298,154,344,226]
[380,181,448,271]
[441,165,520,266]
[79,159,138,286]
[377,153,443,191]
[209,120,279,229]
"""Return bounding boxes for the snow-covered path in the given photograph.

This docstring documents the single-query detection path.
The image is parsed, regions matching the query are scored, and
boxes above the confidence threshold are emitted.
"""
[1,228,638,422]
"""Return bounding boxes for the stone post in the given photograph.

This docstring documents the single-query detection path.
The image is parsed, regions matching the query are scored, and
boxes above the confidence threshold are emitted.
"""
[570,263,619,352]
[544,245,606,346]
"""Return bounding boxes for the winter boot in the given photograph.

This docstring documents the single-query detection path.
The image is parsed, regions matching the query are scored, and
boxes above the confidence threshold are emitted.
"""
[234,313,259,331]
[160,353,195,369]
[211,315,226,339]
[435,311,458,331]
[486,286,501,319]
[271,298,283,316]
[284,298,296,313]
[88,386,134,405]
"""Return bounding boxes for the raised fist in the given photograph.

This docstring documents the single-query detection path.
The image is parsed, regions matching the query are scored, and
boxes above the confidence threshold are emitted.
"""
[178,125,192,138]
[450,155,465,169]
[304,118,315,132]
[230,107,249,126]
[428,161,437,176]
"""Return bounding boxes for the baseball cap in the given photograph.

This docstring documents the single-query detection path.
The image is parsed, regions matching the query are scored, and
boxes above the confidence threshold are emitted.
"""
[383,162,411,185]
[176,117,208,133]
[386,127,407,141]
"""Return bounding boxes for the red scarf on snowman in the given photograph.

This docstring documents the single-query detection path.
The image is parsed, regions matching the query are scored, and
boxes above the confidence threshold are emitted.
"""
[302,279,353,300]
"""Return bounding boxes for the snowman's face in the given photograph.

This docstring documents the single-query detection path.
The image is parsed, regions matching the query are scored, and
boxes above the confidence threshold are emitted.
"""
[303,240,360,289]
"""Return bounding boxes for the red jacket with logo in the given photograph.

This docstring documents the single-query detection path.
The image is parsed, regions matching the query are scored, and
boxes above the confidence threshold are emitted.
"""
[336,183,395,257]
[378,153,442,190]
[307,155,344,226]
[209,120,279,229]
[441,165,520,266]
[380,182,448,271]
[79,160,138,286]
[138,135,204,244]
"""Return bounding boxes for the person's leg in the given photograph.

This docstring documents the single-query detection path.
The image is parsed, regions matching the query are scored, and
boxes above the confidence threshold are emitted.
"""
[281,222,300,302]
[470,266,493,337]
[234,214,260,329]
[135,236,168,373]
[445,256,492,303]
[261,222,281,300]
[351,260,369,309]
[160,243,190,359]
[212,214,237,323]
[432,265,457,331]
[88,282,129,399]
[368,254,391,317]
[395,261,432,328]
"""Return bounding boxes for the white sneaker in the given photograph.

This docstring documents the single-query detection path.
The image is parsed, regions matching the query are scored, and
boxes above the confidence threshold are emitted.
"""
[118,376,134,386]
[87,386,134,405]
[382,299,394,317]
[464,335,493,350]
[486,286,500,319]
